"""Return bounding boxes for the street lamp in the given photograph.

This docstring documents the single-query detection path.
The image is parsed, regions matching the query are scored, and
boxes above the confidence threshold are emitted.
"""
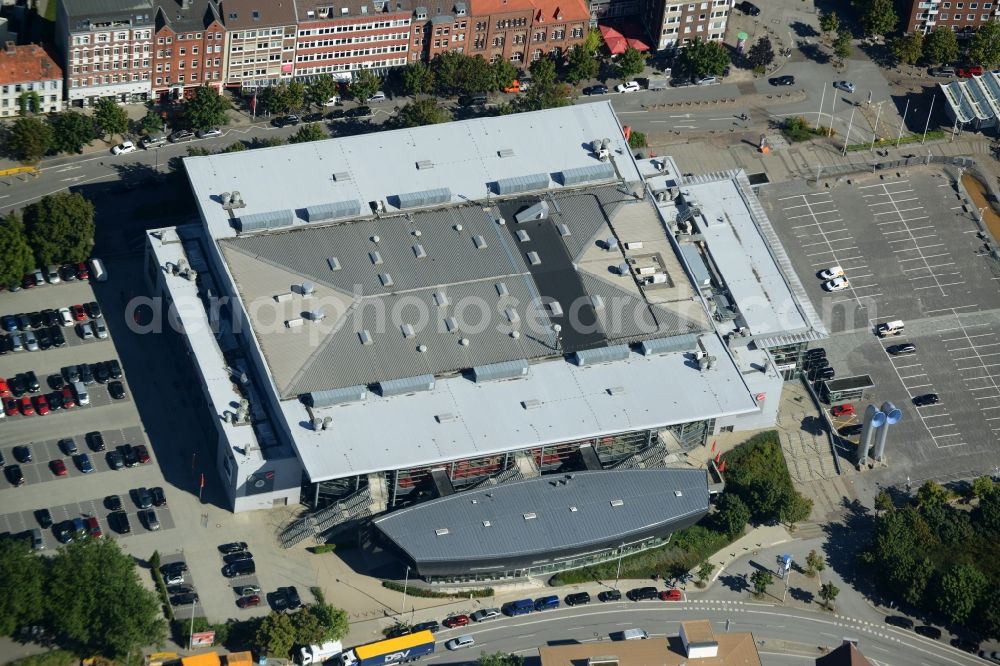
[400,565,410,615]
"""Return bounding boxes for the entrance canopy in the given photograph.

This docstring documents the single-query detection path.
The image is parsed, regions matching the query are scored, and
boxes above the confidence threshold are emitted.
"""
[600,23,651,55]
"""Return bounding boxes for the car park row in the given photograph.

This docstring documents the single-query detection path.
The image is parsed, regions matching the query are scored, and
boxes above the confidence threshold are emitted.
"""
[0,300,109,356]
[1,361,127,421]
[2,426,147,487]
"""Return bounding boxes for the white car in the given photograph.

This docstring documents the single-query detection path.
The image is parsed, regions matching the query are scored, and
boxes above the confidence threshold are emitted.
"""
[112,141,136,155]
[823,277,850,292]
[164,572,185,585]
[446,636,475,651]
[833,80,856,93]
[368,91,387,103]
[58,307,73,327]
[196,127,223,139]
[616,81,641,93]
[819,265,844,280]
[324,96,341,107]
[694,76,718,86]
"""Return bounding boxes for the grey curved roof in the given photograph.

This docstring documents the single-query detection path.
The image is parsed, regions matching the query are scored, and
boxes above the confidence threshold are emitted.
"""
[373,469,709,563]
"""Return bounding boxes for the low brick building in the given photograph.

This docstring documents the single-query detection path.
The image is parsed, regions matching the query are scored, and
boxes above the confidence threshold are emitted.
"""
[904,0,1000,37]
[0,42,63,117]
[468,0,588,65]
[152,0,226,101]
[644,0,730,52]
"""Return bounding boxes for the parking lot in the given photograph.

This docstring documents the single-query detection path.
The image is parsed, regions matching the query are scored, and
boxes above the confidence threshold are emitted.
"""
[1,425,150,486]
[761,167,1000,477]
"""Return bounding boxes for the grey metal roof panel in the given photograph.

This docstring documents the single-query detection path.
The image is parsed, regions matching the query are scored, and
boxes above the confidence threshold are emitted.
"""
[308,386,368,407]
[64,0,154,19]
[377,374,435,396]
[573,344,630,366]
[395,186,451,209]
[559,161,616,186]
[494,173,550,195]
[373,469,710,563]
[678,244,711,286]
[237,209,294,232]
[304,200,361,222]
[640,332,701,356]
[472,358,530,382]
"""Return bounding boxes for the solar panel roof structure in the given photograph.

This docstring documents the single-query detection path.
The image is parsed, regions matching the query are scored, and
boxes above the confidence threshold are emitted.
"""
[373,468,710,577]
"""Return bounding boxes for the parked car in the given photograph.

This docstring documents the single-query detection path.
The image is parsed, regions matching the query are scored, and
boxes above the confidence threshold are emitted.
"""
[133,487,153,509]
[164,572,185,586]
[54,520,76,543]
[160,561,188,575]
[111,510,132,534]
[86,431,106,451]
[830,404,855,417]
[70,304,86,321]
[980,651,1000,664]
[50,459,67,476]
[885,615,914,629]
[823,277,849,292]
[222,560,256,577]
[598,589,622,602]
[277,586,302,609]
[272,115,300,128]
[443,615,470,628]
[913,393,939,406]
[930,66,956,77]
[85,516,102,539]
[141,509,160,531]
[224,551,254,564]
[736,0,760,15]
[659,589,682,601]
[833,80,856,93]
[914,625,942,639]
[107,449,124,470]
[169,129,195,143]
[197,127,223,139]
[446,636,475,651]
[35,508,53,528]
[13,445,32,462]
[412,621,440,633]
[616,81,641,93]
[769,75,795,86]
[626,586,659,601]
[471,608,502,622]
[33,394,50,415]
[105,495,123,511]
[565,592,592,606]
[819,266,844,280]
[367,91,387,102]
[6,464,24,486]
[957,66,984,78]
[219,541,249,554]
[109,381,126,400]
[888,343,916,355]
[134,445,150,464]
[112,141,137,155]
[106,359,123,379]
[76,453,94,473]
[91,317,108,339]
[171,593,199,606]
[119,445,137,468]
[694,76,717,86]
[236,594,261,608]
[234,584,261,596]
[583,84,609,95]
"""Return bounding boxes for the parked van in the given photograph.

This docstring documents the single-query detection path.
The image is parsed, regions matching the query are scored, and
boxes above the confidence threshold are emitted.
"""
[502,599,535,616]
[626,586,659,601]
[534,595,560,611]
[73,381,90,406]
[877,320,904,337]
[623,629,648,641]
[90,257,107,282]
[141,135,168,149]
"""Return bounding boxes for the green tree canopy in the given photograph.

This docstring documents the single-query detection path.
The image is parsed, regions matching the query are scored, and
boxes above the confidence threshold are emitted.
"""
[308,75,340,106]
[917,480,951,509]
[7,116,53,162]
[23,191,96,265]
[0,538,45,636]
[0,213,35,287]
[402,61,436,96]
[861,0,898,37]
[819,581,840,609]
[746,36,775,69]
[479,653,524,666]
[874,488,893,516]
[430,52,494,95]
[969,21,1000,68]
[301,603,349,643]
[676,38,730,78]
[720,433,812,525]
[513,57,574,111]
[696,561,716,583]
[819,11,840,34]
[936,563,986,624]
[616,46,647,80]
[974,489,1000,536]
[394,98,452,128]
[46,538,165,657]
[50,111,96,154]
[256,611,297,657]
[891,33,924,65]
[141,108,164,135]
[491,58,518,91]
[349,70,382,102]
[806,549,826,577]
[834,29,852,61]
[288,122,328,143]
[287,80,307,110]
[93,98,128,138]
[184,85,230,130]
[713,493,750,537]
[565,44,600,83]
[750,569,772,596]
[972,475,995,500]
[923,26,959,65]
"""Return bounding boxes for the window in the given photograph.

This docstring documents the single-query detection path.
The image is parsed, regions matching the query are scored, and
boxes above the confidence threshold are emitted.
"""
[492,35,503,47]
[983,13,990,18]
[941,12,950,18]
[969,13,976,18]
[179,47,186,55]
[192,46,199,54]
[970,2,977,7]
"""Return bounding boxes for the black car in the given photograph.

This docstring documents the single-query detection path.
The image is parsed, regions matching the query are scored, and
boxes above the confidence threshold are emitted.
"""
[769,75,795,86]
[168,585,195,595]
[107,450,125,470]
[0,334,11,355]
[914,625,942,639]
[151,487,167,507]
[35,328,51,350]
[6,464,25,486]
[16,313,30,330]
[459,93,488,106]
[85,302,102,319]
[105,494,123,511]
[42,309,59,327]
[119,445,137,468]
[54,520,76,544]
[386,626,410,638]
[35,508,53,528]
[13,445,32,463]
[598,589,622,602]
[277,586,301,609]
[27,312,43,329]
[224,551,254,564]
[25,371,39,392]
[106,359,123,379]
[888,343,916,355]
[49,326,65,347]
[815,367,835,380]
[79,363,94,385]
[62,365,80,384]
[86,431,106,451]
[222,560,256,577]
[110,511,131,534]
[885,615,914,629]
[412,621,440,634]
[565,592,591,606]
[326,109,346,120]
[48,391,63,410]
[839,423,863,437]
[626,586,659,601]
[219,541,249,554]
[11,374,27,396]
[49,374,65,391]
[170,593,199,606]
[583,84,609,95]
[109,381,126,400]
[93,363,110,384]
[913,393,939,407]
[160,561,189,575]
[272,115,300,127]
[303,112,324,123]
[133,487,153,509]
[344,106,371,119]
[60,265,77,282]
[736,0,760,15]
[951,638,979,653]
[169,129,195,143]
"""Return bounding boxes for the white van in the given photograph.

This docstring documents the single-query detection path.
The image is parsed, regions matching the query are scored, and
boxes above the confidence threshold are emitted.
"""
[877,320,904,337]
[73,381,90,406]
[623,629,648,640]
[90,257,108,282]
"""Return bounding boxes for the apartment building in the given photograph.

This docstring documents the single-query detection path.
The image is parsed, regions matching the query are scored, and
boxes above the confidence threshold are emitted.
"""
[905,0,1000,36]
[644,0,730,51]
[293,0,412,80]
[152,0,226,101]
[411,0,469,62]
[56,0,155,105]
[222,0,297,89]
[468,0,588,65]
[0,42,63,117]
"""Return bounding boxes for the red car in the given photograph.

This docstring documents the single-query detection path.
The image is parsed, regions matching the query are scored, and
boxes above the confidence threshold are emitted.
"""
[19,396,34,415]
[4,399,18,416]
[76,263,90,280]
[236,594,261,608]
[659,589,683,601]
[85,516,102,538]
[70,304,87,321]
[958,65,984,78]
[830,404,855,418]
[33,394,50,416]
[50,459,68,476]
[62,386,76,408]
[134,445,151,464]
[443,614,470,628]
[0,377,9,398]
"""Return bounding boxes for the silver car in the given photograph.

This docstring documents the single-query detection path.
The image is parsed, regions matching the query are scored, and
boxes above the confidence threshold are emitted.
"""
[9,333,23,352]
[833,80,856,93]
[77,322,94,340]
[91,317,108,339]
[22,329,38,351]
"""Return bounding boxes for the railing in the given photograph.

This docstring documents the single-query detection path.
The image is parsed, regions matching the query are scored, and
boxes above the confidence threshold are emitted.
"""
[279,486,373,548]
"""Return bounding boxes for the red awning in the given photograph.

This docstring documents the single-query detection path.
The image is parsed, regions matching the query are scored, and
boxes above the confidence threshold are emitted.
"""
[599,23,650,55]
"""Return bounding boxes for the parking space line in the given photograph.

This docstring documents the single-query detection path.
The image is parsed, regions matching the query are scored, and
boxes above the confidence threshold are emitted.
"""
[887,235,938,243]
[902,262,956,271]
[914,281,965,290]
[883,226,934,234]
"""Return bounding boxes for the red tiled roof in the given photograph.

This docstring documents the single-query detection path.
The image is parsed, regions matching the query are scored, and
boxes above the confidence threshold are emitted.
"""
[0,44,63,86]
[599,22,649,54]
[471,0,587,22]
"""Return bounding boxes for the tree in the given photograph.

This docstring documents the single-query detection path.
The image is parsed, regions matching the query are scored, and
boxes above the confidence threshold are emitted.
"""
[141,108,163,135]
[349,70,382,102]
[288,123,328,143]
[286,80,308,111]
[974,489,1000,536]
[696,561,716,585]
[969,21,1000,69]
[93,97,128,138]
[834,29,852,61]
[713,493,751,537]
[861,0,898,37]
[616,46,647,80]
[628,130,647,150]
[23,192,96,265]
[394,98,452,128]
[565,44,600,83]
[479,653,524,666]
[805,550,826,578]
[0,538,45,636]
[6,116,53,162]
[891,33,924,65]
[746,36,775,69]
[308,75,340,107]
[779,488,813,524]
[935,563,986,624]
[0,214,34,287]
[874,488,893,516]
[256,611,297,657]
[819,11,840,35]
[50,111,96,154]
[307,602,349,642]
[431,52,494,96]
[818,581,840,609]
[513,58,574,111]
[184,85,229,130]
[917,480,951,509]
[923,26,959,65]
[972,475,996,500]
[676,38,730,78]
[46,538,165,657]
[750,569,772,597]
[491,57,518,91]
[401,61,436,96]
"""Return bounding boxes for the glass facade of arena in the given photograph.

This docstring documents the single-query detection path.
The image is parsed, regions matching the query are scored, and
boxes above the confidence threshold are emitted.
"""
[766,342,808,381]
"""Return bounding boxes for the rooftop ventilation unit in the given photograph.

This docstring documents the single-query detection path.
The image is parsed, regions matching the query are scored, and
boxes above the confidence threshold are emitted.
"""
[516,230,530,242]
[526,251,541,265]
[307,385,368,407]
[379,273,393,287]
[591,294,605,310]
[610,499,624,507]
[505,308,519,324]
[559,162,616,186]
[332,171,351,182]
[433,292,449,307]
[285,318,304,328]
[514,200,549,223]
[274,292,293,303]
[639,333,701,356]
[369,251,383,265]
[472,359,529,382]
[435,528,449,536]
[547,301,563,316]
[301,281,316,296]
[327,257,341,271]
[444,316,458,332]
[496,283,509,296]
[378,374,435,397]
[415,159,434,170]
[304,200,360,222]
[521,399,542,410]
[558,223,571,237]
[401,323,415,338]
[396,186,451,209]
[413,244,427,258]
[236,208,294,232]
[358,330,373,345]
[494,172,550,195]
[473,235,487,249]
[497,148,515,158]
[607,385,625,395]
[573,344,630,367]
[306,309,326,321]
[435,413,458,423]
[523,512,537,520]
